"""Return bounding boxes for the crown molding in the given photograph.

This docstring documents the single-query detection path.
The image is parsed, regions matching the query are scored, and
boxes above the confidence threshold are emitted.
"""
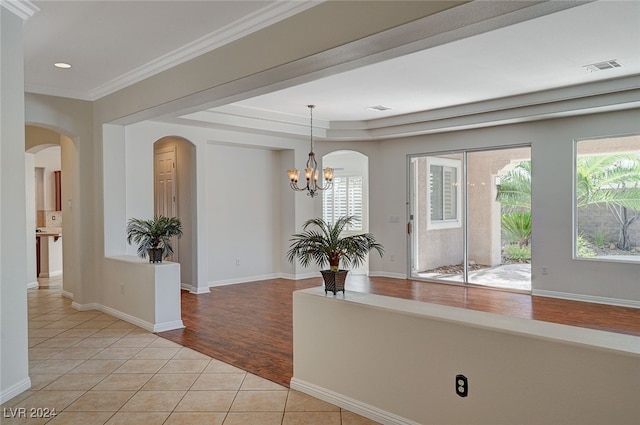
[87,1,322,101]
[0,0,38,21]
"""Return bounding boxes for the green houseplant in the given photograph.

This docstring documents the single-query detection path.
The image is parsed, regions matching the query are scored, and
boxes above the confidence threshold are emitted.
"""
[126,215,183,263]
[286,216,384,294]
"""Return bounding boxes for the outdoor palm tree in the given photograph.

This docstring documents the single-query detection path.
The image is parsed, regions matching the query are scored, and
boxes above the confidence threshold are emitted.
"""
[497,155,640,250]
[495,160,532,213]
[576,154,640,250]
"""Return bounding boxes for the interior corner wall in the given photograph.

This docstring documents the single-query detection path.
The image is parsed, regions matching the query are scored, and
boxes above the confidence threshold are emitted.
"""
[279,149,297,277]
[60,134,79,298]
[102,124,128,258]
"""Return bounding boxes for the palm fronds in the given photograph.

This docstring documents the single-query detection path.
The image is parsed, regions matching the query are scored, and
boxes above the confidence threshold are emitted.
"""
[126,215,183,259]
[287,216,384,271]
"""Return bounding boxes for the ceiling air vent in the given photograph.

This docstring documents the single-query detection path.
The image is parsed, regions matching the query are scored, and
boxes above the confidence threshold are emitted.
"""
[583,60,622,73]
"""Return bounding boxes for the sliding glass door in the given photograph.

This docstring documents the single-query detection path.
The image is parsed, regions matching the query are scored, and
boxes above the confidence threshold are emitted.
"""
[409,146,531,291]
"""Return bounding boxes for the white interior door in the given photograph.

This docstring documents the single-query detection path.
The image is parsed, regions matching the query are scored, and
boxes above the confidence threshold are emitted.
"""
[154,147,178,261]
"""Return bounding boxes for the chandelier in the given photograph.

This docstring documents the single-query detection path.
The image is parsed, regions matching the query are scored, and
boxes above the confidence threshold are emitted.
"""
[287,105,333,197]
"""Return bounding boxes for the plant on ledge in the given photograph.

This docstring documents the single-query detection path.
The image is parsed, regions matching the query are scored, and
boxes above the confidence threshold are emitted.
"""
[126,215,183,263]
[286,216,384,294]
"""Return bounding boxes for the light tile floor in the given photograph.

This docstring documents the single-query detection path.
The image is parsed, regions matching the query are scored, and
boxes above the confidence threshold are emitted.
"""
[2,285,379,425]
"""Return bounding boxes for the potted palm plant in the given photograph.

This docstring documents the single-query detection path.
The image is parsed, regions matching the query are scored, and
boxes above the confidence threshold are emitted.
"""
[286,216,384,294]
[126,215,183,263]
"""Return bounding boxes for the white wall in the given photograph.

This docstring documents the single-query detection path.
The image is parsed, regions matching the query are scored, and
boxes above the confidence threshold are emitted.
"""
[0,7,30,403]
[293,288,640,425]
[101,256,182,332]
[206,143,281,285]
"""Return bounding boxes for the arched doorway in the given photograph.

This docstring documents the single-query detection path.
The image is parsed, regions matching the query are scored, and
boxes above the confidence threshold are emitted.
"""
[153,136,197,290]
[322,150,370,274]
[25,125,79,296]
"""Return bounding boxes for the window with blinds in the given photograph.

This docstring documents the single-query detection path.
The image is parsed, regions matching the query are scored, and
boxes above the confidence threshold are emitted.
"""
[427,157,461,229]
[430,164,457,221]
[323,175,363,231]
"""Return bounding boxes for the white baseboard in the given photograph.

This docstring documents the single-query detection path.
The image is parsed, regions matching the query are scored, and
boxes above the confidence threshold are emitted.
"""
[99,304,156,332]
[71,301,100,311]
[278,271,319,280]
[153,320,185,333]
[61,290,73,300]
[27,281,39,289]
[38,270,62,278]
[190,286,211,294]
[71,302,184,333]
[369,271,407,279]
[533,289,640,309]
[0,377,31,405]
[290,378,419,425]
[208,273,284,288]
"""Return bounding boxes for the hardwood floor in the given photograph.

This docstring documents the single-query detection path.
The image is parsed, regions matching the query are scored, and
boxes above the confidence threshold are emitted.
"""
[158,276,640,388]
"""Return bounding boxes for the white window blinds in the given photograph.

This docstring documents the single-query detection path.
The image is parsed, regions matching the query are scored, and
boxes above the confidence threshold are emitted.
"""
[323,175,363,230]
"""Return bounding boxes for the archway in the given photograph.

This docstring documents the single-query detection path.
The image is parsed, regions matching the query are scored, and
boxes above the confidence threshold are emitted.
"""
[153,136,197,290]
[322,150,370,274]
[25,125,79,296]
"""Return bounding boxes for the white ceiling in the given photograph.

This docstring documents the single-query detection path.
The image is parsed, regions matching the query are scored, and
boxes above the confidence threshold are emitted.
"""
[23,0,316,100]
[20,0,640,131]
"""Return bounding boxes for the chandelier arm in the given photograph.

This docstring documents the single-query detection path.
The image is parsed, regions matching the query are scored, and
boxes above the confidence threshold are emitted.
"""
[290,181,309,191]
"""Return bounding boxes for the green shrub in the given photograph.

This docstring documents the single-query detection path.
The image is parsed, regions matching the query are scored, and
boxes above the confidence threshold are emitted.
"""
[501,212,532,246]
[577,234,596,258]
[503,244,531,261]
[591,230,607,247]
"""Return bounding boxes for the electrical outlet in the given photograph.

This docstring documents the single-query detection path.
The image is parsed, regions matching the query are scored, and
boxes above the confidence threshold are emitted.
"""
[235,259,240,266]
[542,266,548,275]
[456,374,468,397]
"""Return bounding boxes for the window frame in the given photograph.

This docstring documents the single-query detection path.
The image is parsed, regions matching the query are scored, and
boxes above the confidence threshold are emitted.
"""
[573,133,640,264]
[426,157,462,230]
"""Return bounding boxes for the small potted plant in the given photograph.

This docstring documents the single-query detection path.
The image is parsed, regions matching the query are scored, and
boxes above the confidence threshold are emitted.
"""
[286,216,384,294]
[126,215,183,263]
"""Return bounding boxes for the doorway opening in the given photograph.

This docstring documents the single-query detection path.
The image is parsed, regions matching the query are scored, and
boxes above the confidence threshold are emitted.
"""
[409,145,532,291]
[153,136,196,290]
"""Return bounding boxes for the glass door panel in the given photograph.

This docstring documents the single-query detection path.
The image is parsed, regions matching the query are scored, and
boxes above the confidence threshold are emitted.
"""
[466,147,531,291]
[410,152,465,283]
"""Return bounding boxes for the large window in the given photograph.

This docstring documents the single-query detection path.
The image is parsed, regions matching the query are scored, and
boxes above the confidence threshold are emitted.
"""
[427,157,461,229]
[575,134,640,262]
[323,175,363,231]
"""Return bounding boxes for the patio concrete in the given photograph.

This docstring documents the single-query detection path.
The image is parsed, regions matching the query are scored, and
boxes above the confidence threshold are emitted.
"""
[418,264,531,291]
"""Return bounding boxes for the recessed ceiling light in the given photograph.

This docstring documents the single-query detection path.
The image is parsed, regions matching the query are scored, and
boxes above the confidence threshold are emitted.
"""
[366,105,391,111]
[54,62,72,69]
